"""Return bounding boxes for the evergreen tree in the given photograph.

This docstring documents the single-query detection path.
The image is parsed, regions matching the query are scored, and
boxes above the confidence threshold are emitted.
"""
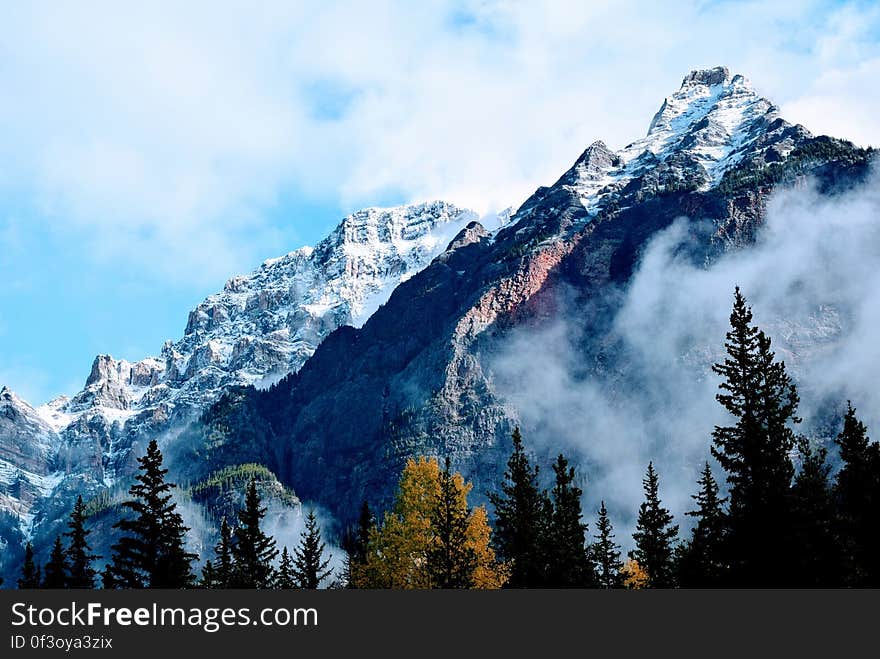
[65,495,98,588]
[489,427,550,587]
[200,560,217,588]
[342,501,374,588]
[212,517,235,589]
[42,536,67,588]
[108,439,197,588]
[199,560,217,588]
[292,510,332,589]
[17,541,41,589]
[791,438,840,586]
[276,547,296,589]
[591,501,623,589]
[427,457,477,588]
[630,462,679,588]
[833,402,880,586]
[678,462,727,587]
[232,477,278,588]
[711,288,798,585]
[100,565,115,590]
[546,454,595,587]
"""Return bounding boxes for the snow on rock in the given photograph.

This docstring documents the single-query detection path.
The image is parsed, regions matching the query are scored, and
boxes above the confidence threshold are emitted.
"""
[558,66,807,214]
[0,200,506,539]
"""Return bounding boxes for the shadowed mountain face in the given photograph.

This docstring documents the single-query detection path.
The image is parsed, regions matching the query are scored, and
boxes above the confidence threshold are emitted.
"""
[1,67,875,582]
[1,200,505,579]
[182,67,874,520]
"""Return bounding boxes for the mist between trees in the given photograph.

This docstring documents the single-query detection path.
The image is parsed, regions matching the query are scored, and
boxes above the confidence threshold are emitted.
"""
[491,170,880,541]
[12,285,880,588]
[10,171,880,589]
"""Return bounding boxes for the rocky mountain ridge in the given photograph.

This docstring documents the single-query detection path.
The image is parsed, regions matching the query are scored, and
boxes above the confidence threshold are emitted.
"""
[181,66,874,522]
[1,66,874,582]
[0,200,509,576]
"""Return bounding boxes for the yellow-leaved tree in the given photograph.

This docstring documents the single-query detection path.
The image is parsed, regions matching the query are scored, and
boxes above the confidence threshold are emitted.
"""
[353,457,507,588]
[621,558,649,589]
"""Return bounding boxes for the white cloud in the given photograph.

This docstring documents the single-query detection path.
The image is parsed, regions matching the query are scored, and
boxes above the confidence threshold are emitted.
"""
[490,169,880,543]
[0,1,878,282]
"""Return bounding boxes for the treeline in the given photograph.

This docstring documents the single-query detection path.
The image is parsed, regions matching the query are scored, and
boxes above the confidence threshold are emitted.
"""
[17,439,334,590]
[346,288,880,588]
[14,288,880,589]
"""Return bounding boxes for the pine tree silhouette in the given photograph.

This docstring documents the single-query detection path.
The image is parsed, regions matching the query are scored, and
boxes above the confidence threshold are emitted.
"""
[342,501,374,588]
[712,288,798,585]
[65,495,99,588]
[108,439,197,588]
[232,477,278,588]
[211,516,235,588]
[200,560,218,588]
[678,462,727,587]
[546,454,595,587]
[630,462,679,588]
[591,501,623,589]
[489,427,549,587]
[276,547,296,589]
[42,536,67,588]
[427,457,477,588]
[17,541,41,589]
[833,402,880,586]
[791,438,840,586]
[292,510,332,589]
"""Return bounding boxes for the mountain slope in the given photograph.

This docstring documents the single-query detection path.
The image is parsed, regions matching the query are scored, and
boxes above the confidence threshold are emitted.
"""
[2,66,875,583]
[0,200,508,579]
[188,67,874,520]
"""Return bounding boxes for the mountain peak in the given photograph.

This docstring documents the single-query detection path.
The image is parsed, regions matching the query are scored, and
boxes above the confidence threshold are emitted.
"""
[681,66,731,87]
[554,67,794,214]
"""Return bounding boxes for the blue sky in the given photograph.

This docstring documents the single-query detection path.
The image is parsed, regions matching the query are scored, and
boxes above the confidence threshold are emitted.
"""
[1,0,879,404]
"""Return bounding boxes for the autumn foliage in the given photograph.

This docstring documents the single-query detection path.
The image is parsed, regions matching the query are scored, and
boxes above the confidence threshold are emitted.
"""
[351,457,507,588]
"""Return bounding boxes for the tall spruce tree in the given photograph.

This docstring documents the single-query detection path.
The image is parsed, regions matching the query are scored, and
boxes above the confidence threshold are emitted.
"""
[232,477,278,588]
[434,460,481,588]
[427,457,477,588]
[791,438,840,586]
[592,501,623,589]
[200,560,218,588]
[65,495,98,588]
[108,439,197,588]
[678,462,727,587]
[100,565,115,590]
[43,536,67,588]
[833,402,880,586]
[211,517,235,589]
[711,288,798,585]
[276,547,296,589]
[489,427,550,587]
[292,510,332,589]
[18,541,41,589]
[630,463,679,588]
[546,454,595,587]
[342,501,374,588]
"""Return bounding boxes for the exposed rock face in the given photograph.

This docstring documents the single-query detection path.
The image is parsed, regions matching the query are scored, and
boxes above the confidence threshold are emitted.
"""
[0,66,875,582]
[185,68,874,522]
[0,201,510,580]
[0,387,61,540]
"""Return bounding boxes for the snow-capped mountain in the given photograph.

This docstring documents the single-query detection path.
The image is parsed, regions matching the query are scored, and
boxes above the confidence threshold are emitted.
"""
[181,66,871,523]
[1,65,873,583]
[553,67,806,215]
[0,200,509,565]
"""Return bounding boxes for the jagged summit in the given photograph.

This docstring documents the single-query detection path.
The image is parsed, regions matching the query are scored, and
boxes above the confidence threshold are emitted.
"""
[3,65,866,582]
[681,66,731,87]
[13,198,507,470]
[556,66,804,212]
[0,197,513,550]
